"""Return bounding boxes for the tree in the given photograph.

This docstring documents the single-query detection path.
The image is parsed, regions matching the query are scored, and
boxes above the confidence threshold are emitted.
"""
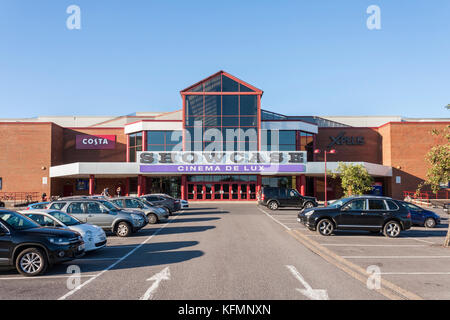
[331,163,374,197]
[416,110,450,246]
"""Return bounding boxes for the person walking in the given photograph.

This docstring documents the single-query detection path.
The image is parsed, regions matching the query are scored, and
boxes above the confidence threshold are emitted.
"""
[101,188,110,197]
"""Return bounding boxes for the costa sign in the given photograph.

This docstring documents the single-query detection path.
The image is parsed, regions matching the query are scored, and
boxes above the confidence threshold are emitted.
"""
[76,135,116,150]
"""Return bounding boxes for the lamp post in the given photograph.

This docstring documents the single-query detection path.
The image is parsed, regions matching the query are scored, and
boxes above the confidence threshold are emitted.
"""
[314,149,336,207]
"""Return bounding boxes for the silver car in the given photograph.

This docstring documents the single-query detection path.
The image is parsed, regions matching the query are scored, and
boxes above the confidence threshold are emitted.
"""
[109,197,169,224]
[47,199,148,237]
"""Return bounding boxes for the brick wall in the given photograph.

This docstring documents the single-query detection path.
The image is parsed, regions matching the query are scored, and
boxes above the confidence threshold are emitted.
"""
[380,122,449,199]
[0,123,54,196]
[315,127,382,163]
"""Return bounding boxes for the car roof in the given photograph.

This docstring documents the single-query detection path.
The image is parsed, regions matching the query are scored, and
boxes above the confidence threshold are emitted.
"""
[19,209,59,214]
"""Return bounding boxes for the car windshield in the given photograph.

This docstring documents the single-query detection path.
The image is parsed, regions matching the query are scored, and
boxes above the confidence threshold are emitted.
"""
[136,199,150,209]
[99,200,120,211]
[48,211,82,226]
[0,212,40,230]
[327,198,353,208]
[141,199,155,207]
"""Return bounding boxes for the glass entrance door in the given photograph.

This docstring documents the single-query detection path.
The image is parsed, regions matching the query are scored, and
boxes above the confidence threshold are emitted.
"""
[187,179,258,201]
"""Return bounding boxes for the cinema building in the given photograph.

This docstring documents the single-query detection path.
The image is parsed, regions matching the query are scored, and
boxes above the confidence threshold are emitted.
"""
[0,71,448,202]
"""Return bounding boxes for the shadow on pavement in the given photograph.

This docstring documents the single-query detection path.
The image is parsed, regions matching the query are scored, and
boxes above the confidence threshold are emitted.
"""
[180,211,229,216]
[167,217,221,224]
[138,225,216,236]
[182,207,218,211]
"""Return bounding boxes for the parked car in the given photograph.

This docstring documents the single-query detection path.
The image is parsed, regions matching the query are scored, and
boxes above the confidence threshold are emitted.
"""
[258,187,318,210]
[298,196,412,238]
[25,202,50,210]
[19,209,107,251]
[0,201,5,208]
[399,201,441,228]
[109,197,169,224]
[47,199,148,237]
[0,210,85,276]
[140,194,180,214]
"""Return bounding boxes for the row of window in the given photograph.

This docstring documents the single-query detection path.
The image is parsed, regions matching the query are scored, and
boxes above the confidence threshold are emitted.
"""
[128,130,315,159]
[187,74,256,93]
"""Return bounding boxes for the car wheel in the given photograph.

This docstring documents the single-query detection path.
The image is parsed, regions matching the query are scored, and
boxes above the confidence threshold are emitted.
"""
[303,202,314,209]
[383,221,401,238]
[116,222,132,237]
[165,207,172,215]
[317,219,334,236]
[16,248,48,277]
[147,213,158,224]
[424,218,436,228]
[268,201,279,210]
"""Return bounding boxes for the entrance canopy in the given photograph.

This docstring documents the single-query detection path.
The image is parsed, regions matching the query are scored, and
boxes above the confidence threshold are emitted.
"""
[50,161,392,178]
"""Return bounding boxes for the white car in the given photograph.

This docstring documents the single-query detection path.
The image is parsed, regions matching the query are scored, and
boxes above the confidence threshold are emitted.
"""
[180,199,189,209]
[19,209,107,252]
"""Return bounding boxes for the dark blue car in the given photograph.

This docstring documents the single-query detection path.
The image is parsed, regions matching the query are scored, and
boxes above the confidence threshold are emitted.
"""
[400,201,441,228]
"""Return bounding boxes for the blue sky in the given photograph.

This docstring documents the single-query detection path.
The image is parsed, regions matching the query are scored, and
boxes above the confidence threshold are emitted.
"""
[0,0,449,118]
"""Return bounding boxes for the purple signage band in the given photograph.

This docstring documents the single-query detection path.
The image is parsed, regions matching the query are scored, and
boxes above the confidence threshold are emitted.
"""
[140,164,306,173]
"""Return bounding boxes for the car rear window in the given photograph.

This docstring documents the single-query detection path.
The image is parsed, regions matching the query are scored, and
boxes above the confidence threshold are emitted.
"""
[386,200,399,210]
[49,202,66,210]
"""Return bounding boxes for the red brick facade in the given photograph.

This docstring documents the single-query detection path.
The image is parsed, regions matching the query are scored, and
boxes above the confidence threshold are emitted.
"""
[0,121,448,201]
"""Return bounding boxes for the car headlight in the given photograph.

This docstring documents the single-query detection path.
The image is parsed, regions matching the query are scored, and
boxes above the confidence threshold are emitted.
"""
[85,230,93,241]
[304,210,315,217]
[48,237,71,245]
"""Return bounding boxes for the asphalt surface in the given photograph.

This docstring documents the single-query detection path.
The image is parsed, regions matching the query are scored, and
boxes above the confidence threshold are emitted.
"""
[2,203,449,300]
[0,203,389,300]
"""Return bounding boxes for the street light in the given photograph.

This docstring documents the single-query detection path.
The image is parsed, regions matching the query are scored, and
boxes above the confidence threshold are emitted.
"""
[314,149,336,207]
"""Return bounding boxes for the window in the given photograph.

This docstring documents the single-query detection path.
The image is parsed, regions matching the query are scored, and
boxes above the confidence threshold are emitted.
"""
[368,199,386,210]
[344,199,366,211]
[49,211,81,226]
[49,202,66,210]
[386,200,399,211]
[128,132,143,162]
[27,214,56,227]
[110,199,124,208]
[86,202,107,214]
[147,131,182,152]
[67,202,85,214]
[183,73,259,152]
[125,199,142,208]
[0,177,2,190]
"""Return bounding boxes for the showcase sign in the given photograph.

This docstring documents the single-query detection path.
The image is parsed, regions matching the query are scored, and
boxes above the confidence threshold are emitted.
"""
[138,151,306,174]
[76,135,116,150]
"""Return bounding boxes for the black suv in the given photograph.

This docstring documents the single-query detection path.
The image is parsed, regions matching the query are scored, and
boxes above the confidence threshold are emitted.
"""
[0,210,85,276]
[298,196,412,238]
[258,187,318,210]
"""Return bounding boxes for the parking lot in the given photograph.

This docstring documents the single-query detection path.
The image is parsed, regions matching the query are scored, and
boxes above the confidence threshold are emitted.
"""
[259,204,450,300]
[1,203,449,300]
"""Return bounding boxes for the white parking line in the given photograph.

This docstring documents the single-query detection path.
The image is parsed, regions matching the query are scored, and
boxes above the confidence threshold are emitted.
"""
[343,256,450,259]
[58,211,183,300]
[257,207,291,231]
